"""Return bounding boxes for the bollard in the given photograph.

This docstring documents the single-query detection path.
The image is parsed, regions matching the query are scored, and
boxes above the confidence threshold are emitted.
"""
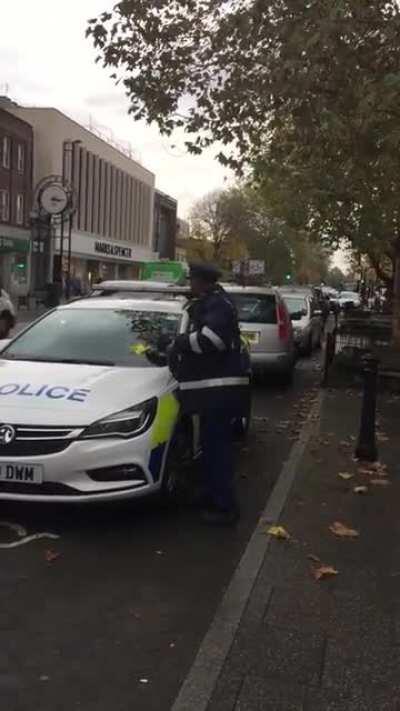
[355,355,379,462]
[321,331,335,388]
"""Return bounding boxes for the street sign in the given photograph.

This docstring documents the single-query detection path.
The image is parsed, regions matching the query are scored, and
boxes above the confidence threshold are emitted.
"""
[232,260,265,276]
[248,260,265,275]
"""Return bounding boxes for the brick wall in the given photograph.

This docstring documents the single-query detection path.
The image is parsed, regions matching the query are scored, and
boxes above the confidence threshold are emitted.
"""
[0,108,33,229]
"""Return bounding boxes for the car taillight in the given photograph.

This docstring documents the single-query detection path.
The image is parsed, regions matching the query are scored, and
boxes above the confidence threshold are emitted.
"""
[277,301,290,342]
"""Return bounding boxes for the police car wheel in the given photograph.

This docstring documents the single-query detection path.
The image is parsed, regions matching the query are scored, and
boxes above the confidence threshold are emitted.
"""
[161,421,194,504]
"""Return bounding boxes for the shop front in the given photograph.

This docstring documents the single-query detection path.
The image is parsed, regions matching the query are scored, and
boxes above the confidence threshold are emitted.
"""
[0,228,31,299]
[53,232,155,295]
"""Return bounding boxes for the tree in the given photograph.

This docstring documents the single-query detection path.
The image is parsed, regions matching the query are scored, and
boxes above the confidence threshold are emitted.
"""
[188,189,249,265]
[87,1,400,344]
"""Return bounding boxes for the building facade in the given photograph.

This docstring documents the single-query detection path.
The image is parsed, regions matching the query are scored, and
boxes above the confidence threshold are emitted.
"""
[175,218,190,264]
[0,106,33,297]
[153,190,177,260]
[2,100,157,292]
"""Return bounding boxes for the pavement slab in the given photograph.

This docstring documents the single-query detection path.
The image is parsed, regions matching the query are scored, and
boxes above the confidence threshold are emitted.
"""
[204,386,400,710]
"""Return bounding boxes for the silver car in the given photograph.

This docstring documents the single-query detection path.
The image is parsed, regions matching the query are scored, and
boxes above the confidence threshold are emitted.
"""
[281,291,323,355]
[223,286,295,384]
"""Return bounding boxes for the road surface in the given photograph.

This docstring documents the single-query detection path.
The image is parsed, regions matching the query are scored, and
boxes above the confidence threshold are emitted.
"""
[0,354,321,711]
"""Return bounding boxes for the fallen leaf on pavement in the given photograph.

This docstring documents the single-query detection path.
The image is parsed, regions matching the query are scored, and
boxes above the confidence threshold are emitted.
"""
[370,461,387,472]
[338,472,354,480]
[307,554,321,563]
[353,486,368,495]
[266,525,290,540]
[359,465,388,478]
[329,521,359,538]
[45,549,60,563]
[312,565,339,581]
[370,479,390,487]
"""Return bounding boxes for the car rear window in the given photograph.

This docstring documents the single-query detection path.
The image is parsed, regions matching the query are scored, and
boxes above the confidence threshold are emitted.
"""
[230,294,277,325]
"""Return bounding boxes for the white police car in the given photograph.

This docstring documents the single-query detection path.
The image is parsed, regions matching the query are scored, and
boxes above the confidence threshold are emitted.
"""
[0,298,195,503]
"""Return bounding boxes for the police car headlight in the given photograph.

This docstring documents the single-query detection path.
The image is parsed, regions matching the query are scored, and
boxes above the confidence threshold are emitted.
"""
[80,398,157,440]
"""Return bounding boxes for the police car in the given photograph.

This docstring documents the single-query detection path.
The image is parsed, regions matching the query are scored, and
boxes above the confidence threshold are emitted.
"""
[0,297,200,503]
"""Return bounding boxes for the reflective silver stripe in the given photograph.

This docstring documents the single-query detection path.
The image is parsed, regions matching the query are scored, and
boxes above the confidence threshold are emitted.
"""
[189,332,202,354]
[201,326,226,352]
[180,377,249,391]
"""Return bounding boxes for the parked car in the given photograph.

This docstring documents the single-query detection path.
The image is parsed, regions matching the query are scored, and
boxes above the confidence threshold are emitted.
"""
[0,288,16,338]
[334,291,361,310]
[0,297,252,503]
[281,291,323,356]
[223,286,295,384]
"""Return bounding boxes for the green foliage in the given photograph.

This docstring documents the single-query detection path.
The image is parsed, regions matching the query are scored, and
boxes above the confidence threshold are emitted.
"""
[188,186,330,284]
[87,1,400,340]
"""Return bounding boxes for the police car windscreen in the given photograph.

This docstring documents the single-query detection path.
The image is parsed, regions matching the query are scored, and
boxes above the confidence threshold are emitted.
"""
[2,309,181,368]
[231,294,277,325]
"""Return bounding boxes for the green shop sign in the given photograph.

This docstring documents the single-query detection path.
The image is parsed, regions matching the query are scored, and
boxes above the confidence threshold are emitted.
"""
[0,235,30,254]
[141,261,187,284]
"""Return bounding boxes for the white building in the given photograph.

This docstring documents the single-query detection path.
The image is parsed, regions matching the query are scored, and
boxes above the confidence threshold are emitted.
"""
[3,101,157,290]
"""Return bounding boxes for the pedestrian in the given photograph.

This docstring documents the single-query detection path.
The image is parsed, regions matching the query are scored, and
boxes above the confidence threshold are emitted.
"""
[168,263,251,525]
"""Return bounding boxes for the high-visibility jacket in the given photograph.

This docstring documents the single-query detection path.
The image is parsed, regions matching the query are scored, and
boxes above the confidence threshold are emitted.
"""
[170,286,251,414]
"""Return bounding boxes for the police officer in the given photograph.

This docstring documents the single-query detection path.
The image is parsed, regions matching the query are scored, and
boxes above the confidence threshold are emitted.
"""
[169,263,250,525]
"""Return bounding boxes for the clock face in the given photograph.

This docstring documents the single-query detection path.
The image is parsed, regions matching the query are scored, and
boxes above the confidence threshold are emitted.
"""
[40,184,69,215]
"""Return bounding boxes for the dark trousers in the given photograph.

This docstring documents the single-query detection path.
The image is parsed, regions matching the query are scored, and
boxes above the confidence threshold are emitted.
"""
[200,411,236,512]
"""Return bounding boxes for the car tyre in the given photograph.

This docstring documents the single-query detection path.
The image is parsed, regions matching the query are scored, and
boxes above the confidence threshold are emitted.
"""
[160,418,195,506]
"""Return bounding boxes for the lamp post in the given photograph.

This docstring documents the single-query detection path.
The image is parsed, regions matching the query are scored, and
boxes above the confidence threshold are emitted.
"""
[62,140,81,300]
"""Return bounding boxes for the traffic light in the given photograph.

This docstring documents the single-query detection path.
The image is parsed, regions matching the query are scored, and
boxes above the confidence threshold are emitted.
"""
[286,273,292,281]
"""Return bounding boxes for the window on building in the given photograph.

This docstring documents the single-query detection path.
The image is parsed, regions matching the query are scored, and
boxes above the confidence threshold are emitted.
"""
[17,144,25,173]
[2,136,11,169]
[0,190,10,222]
[16,193,24,225]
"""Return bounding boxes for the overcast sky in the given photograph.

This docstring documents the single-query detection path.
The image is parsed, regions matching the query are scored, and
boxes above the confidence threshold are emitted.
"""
[0,1,347,270]
[0,0,232,218]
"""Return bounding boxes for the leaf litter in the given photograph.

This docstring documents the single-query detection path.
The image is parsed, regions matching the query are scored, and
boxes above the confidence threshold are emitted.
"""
[266,525,290,540]
[329,521,359,538]
[353,485,368,495]
[338,472,354,480]
[312,565,339,581]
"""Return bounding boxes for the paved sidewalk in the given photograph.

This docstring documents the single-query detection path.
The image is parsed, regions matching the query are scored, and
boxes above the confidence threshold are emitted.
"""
[207,387,400,710]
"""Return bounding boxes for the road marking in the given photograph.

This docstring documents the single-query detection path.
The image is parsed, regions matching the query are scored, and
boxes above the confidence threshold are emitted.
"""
[0,521,27,538]
[171,391,325,711]
[0,521,60,549]
[0,532,60,549]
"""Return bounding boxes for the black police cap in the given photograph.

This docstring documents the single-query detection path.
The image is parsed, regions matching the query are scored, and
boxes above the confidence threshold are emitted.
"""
[188,262,221,283]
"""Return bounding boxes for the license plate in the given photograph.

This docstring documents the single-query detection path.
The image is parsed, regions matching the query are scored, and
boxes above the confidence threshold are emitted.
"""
[242,331,260,345]
[0,463,43,484]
